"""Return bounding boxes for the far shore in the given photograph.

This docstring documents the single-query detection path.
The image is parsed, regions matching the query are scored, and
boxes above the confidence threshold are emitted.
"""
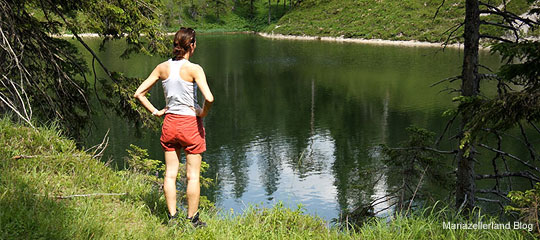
[258,32,470,50]
[60,31,494,50]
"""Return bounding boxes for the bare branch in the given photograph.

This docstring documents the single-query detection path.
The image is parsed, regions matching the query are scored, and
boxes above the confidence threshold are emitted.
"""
[518,121,538,162]
[405,166,428,216]
[373,202,398,216]
[390,146,458,154]
[442,22,465,50]
[46,1,114,81]
[477,189,509,196]
[85,129,110,159]
[433,0,446,20]
[435,111,459,146]
[479,20,516,30]
[479,2,539,26]
[438,87,461,94]
[491,131,502,191]
[529,121,540,136]
[479,143,540,174]
[478,73,499,80]
[478,64,495,73]
[501,155,513,191]
[479,34,513,43]
[37,192,127,199]
[476,171,540,182]
[476,197,502,203]
[431,75,462,87]
[476,188,510,204]
[475,197,505,210]
[0,23,34,127]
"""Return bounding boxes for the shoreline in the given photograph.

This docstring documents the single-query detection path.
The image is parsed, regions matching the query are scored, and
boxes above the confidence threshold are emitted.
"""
[258,32,467,49]
[60,31,494,50]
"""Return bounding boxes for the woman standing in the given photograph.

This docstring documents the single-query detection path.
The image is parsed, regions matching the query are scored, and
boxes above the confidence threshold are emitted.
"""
[134,27,213,227]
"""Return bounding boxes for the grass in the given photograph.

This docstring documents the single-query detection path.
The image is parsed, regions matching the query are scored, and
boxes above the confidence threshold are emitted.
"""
[266,0,533,43]
[0,117,536,239]
[0,117,170,239]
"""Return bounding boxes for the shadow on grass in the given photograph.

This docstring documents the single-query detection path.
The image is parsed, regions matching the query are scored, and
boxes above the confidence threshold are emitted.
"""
[0,174,102,239]
[138,184,169,224]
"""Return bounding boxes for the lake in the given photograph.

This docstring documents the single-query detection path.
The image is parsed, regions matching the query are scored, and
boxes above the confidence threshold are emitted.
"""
[80,33,504,222]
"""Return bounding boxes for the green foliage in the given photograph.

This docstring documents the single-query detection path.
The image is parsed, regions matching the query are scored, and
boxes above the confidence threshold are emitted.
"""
[507,183,540,233]
[124,143,214,209]
[1,0,168,137]
[493,41,540,90]
[74,0,168,57]
[458,41,540,139]
[382,126,450,186]
[125,144,162,175]
[159,0,290,32]
[99,72,161,132]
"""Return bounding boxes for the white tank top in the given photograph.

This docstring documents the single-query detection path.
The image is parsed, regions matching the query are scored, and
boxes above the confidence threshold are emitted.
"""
[162,59,199,116]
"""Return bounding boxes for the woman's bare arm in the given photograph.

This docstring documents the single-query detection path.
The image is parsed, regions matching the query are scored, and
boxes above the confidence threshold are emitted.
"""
[133,64,167,117]
[191,64,214,117]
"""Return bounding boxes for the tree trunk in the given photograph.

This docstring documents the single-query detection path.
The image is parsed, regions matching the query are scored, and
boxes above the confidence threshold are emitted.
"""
[456,0,480,214]
[268,0,271,24]
[250,0,254,18]
[216,0,220,21]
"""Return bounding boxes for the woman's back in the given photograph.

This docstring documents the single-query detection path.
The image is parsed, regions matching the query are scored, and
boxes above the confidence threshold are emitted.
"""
[162,59,199,116]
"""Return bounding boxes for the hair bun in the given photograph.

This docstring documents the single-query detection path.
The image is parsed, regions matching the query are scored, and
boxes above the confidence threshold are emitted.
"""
[173,28,196,60]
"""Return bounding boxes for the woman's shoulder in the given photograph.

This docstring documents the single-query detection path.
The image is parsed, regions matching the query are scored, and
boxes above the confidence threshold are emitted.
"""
[152,60,171,80]
[183,61,204,73]
[154,60,169,69]
[156,60,172,71]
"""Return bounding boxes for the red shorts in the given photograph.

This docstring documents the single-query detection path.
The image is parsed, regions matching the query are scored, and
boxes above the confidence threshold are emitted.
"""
[160,114,206,154]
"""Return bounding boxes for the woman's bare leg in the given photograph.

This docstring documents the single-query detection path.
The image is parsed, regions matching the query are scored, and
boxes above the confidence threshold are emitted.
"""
[164,150,181,216]
[185,152,202,218]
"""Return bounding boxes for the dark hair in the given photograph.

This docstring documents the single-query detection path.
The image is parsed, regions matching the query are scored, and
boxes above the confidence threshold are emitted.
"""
[173,27,196,60]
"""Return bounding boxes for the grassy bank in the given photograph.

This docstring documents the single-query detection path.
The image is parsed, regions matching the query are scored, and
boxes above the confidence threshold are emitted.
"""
[267,0,532,43]
[0,118,535,239]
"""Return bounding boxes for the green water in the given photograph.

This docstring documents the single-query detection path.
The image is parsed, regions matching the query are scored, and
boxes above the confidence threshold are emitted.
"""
[80,33,514,221]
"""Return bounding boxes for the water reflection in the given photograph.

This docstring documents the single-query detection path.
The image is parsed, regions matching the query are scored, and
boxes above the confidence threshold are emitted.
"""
[81,34,501,221]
